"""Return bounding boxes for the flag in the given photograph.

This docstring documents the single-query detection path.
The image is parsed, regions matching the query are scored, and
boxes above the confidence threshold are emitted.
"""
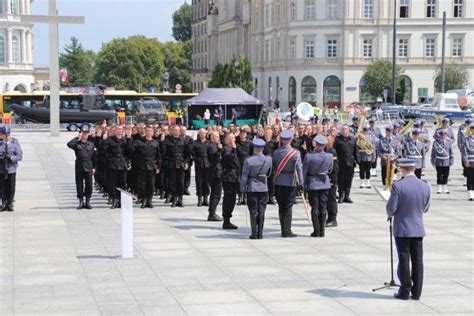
[59,68,70,83]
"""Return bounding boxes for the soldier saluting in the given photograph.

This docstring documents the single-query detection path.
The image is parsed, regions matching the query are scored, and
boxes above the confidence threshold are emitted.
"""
[0,127,23,212]
[240,138,272,239]
[67,126,97,210]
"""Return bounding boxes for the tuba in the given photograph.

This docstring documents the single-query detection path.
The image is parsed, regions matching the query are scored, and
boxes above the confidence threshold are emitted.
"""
[356,133,375,155]
[465,124,473,137]
[296,102,314,121]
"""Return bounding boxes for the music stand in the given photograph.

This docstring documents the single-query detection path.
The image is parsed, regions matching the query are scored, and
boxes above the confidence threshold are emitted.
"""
[373,217,400,292]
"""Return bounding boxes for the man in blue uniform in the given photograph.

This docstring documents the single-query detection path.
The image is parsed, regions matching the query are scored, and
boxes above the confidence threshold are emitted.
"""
[431,129,454,194]
[273,130,304,238]
[240,138,272,239]
[377,126,397,186]
[458,117,472,187]
[368,118,381,177]
[349,116,359,136]
[357,125,377,188]
[462,123,474,201]
[387,158,431,300]
[434,117,455,142]
[0,127,23,212]
[67,126,97,210]
[402,129,425,178]
[303,135,333,237]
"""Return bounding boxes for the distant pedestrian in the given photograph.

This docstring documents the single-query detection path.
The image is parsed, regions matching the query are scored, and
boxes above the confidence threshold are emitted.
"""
[0,127,22,212]
[204,109,211,125]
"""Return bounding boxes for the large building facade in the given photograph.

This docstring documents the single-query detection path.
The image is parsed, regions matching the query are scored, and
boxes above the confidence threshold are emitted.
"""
[192,0,474,109]
[0,0,34,93]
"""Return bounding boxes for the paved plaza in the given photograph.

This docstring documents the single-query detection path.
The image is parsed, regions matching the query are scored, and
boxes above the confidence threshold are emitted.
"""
[0,131,473,315]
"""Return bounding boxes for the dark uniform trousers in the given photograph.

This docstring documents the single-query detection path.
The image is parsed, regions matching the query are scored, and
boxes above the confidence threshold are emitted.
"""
[208,178,222,215]
[415,168,422,179]
[247,192,268,217]
[337,164,355,195]
[139,169,156,199]
[110,169,127,199]
[395,237,424,299]
[185,167,191,191]
[222,181,238,219]
[0,173,16,203]
[327,185,338,222]
[195,167,210,196]
[308,190,328,229]
[75,167,92,199]
[359,161,372,179]
[466,167,474,190]
[435,166,450,185]
[169,168,185,197]
[274,185,297,236]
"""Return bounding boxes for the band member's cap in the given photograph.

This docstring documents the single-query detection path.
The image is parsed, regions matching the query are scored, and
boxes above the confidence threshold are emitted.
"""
[385,125,393,131]
[313,135,328,146]
[81,125,90,132]
[413,121,421,127]
[442,117,450,123]
[368,118,375,123]
[465,117,472,124]
[252,138,265,148]
[392,122,400,128]
[412,128,420,135]
[352,116,359,121]
[420,119,427,124]
[397,158,416,168]
[0,126,11,135]
[239,127,247,133]
[362,125,370,131]
[280,130,293,140]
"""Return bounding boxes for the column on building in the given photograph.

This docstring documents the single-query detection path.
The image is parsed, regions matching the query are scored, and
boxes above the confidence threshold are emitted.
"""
[26,30,32,63]
[21,29,26,63]
[7,28,13,63]
[6,0,11,15]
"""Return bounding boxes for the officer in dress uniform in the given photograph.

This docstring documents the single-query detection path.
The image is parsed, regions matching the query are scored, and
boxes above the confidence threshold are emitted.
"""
[273,130,304,238]
[387,158,431,300]
[221,133,240,229]
[181,126,193,196]
[192,129,210,207]
[434,117,455,142]
[402,129,425,179]
[368,118,381,177]
[67,126,97,210]
[462,123,474,201]
[130,126,161,208]
[0,127,22,212]
[236,127,253,205]
[377,126,397,186]
[240,138,272,239]
[357,125,377,189]
[207,131,223,221]
[431,129,454,194]
[303,135,333,237]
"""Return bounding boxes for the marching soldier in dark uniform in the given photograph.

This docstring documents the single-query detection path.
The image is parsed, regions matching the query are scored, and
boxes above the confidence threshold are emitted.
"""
[163,125,190,207]
[130,125,161,208]
[67,126,97,210]
[181,126,193,196]
[431,129,454,194]
[103,125,130,209]
[262,127,278,204]
[236,127,252,205]
[0,127,22,212]
[303,135,333,237]
[462,123,474,201]
[326,130,339,227]
[240,138,272,239]
[273,130,304,238]
[334,125,358,203]
[129,123,145,198]
[207,131,223,221]
[192,129,210,207]
[221,133,240,229]
[387,158,431,300]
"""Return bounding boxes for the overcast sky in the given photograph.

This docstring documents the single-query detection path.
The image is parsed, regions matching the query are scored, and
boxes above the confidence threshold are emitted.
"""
[32,0,185,67]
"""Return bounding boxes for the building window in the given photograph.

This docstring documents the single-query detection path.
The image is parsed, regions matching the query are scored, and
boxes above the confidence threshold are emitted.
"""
[11,0,19,15]
[304,39,315,58]
[452,38,462,57]
[454,0,463,18]
[301,76,317,102]
[0,0,4,14]
[305,0,316,20]
[425,38,435,57]
[265,4,271,27]
[426,0,436,18]
[363,0,374,18]
[289,40,296,59]
[290,1,297,21]
[268,77,273,102]
[400,0,409,18]
[288,76,297,103]
[265,39,271,61]
[398,38,409,57]
[362,39,373,58]
[327,0,338,19]
[12,36,20,63]
[0,37,4,63]
[327,39,337,58]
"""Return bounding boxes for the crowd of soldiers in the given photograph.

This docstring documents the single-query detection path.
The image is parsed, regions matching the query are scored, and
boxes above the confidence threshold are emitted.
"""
[66,113,474,238]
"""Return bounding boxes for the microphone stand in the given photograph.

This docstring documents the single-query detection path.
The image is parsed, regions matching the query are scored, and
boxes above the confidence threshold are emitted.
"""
[373,217,400,291]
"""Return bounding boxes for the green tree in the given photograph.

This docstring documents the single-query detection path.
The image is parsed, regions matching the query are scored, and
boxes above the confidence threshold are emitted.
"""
[361,60,403,102]
[162,40,192,92]
[59,37,96,86]
[95,36,165,91]
[434,63,470,92]
[209,55,253,94]
[172,3,192,42]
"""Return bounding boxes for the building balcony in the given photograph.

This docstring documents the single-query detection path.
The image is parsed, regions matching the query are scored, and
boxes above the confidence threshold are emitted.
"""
[0,62,34,70]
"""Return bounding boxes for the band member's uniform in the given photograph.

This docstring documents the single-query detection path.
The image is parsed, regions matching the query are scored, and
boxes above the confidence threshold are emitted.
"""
[433,118,455,142]
[67,127,97,210]
[303,135,333,237]
[368,118,381,176]
[462,123,474,201]
[239,138,272,239]
[357,126,377,189]
[272,130,304,238]
[458,117,472,186]
[386,158,431,300]
[262,133,278,205]
[377,126,397,186]
[0,127,22,212]
[431,130,454,194]
[402,129,425,179]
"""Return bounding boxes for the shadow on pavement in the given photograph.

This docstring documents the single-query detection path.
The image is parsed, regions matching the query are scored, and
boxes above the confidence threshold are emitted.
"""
[77,255,120,259]
[308,288,393,300]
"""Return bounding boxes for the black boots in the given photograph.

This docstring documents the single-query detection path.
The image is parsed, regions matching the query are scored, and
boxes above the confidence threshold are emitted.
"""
[197,196,202,207]
[110,198,120,209]
[202,196,209,206]
[171,196,184,208]
[207,211,222,221]
[310,212,320,237]
[257,215,264,239]
[0,199,6,212]
[280,211,297,238]
[84,198,92,209]
[343,195,353,203]
[319,213,326,237]
[147,198,154,208]
[222,218,238,229]
[77,199,84,210]
[337,192,345,204]
[249,215,258,239]
[141,198,147,209]
[268,196,276,205]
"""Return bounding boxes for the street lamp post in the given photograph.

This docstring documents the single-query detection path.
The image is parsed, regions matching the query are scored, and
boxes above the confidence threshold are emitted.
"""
[391,0,397,106]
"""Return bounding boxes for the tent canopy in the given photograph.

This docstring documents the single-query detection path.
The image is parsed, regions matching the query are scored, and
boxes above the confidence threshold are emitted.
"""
[186,88,263,106]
